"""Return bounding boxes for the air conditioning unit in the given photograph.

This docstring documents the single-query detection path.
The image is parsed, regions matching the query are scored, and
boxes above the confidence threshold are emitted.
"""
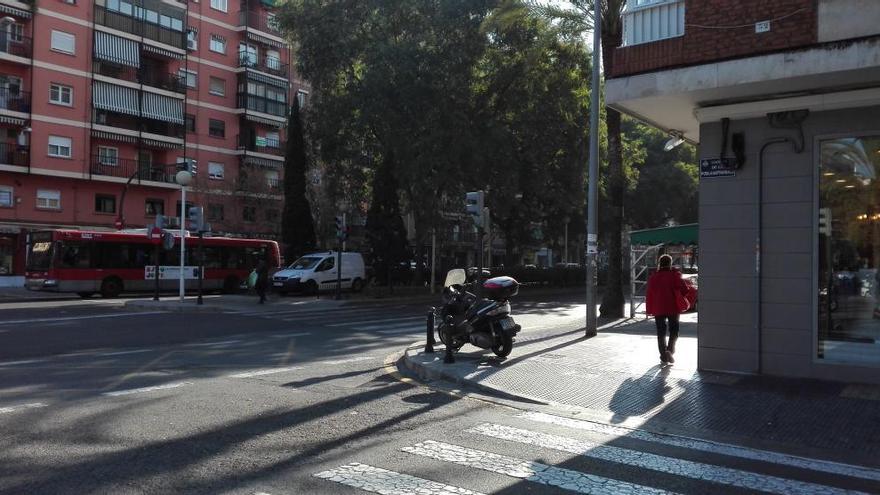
[186,38,197,51]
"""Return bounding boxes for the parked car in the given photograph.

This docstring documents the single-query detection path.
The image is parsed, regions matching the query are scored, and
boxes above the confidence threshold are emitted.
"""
[272,251,366,295]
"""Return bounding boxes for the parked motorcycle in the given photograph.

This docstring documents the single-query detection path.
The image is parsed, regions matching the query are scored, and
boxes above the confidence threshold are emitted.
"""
[435,268,521,358]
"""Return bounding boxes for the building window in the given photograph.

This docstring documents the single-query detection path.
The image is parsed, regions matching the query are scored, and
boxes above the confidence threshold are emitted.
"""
[297,90,309,108]
[36,189,61,210]
[209,34,226,54]
[208,162,224,179]
[50,30,75,54]
[208,119,225,138]
[95,194,116,214]
[210,0,226,12]
[186,29,198,51]
[266,131,280,148]
[47,136,72,158]
[0,186,12,207]
[49,83,73,106]
[145,198,164,216]
[179,69,197,89]
[818,135,880,367]
[265,170,280,189]
[266,49,280,70]
[209,77,225,96]
[185,113,196,133]
[267,13,279,32]
[207,203,224,221]
[242,206,256,222]
[98,146,118,166]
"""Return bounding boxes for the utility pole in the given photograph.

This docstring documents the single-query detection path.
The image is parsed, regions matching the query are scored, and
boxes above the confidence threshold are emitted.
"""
[585,1,601,337]
[175,170,193,302]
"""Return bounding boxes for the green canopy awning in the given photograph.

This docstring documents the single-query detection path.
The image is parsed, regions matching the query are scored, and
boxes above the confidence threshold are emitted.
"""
[630,224,698,246]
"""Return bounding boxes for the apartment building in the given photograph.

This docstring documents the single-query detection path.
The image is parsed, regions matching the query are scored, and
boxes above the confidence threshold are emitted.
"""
[0,0,305,286]
[607,0,880,383]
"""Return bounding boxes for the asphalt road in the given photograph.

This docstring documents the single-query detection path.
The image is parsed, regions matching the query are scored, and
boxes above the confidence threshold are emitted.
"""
[1,295,875,494]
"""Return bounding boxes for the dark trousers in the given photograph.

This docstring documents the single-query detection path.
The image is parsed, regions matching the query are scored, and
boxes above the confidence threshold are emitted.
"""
[655,315,680,359]
[256,284,267,303]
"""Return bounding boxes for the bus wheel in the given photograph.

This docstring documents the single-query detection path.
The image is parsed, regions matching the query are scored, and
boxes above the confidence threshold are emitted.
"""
[77,292,94,299]
[100,278,123,298]
[351,278,364,293]
[223,276,240,294]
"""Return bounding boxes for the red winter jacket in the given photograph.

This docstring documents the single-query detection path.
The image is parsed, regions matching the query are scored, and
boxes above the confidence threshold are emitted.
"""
[646,268,691,316]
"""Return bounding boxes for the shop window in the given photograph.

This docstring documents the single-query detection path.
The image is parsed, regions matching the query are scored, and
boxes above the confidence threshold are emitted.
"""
[208,119,225,138]
[145,198,164,216]
[36,189,60,209]
[95,194,116,214]
[818,135,880,367]
[0,185,11,207]
[0,236,12,275]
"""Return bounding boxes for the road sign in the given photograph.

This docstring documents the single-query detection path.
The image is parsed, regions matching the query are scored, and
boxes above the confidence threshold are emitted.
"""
[145,266,200,280]
[700,158,736,178]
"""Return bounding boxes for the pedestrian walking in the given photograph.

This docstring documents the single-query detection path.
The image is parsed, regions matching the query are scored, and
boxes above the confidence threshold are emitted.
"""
[254,258,269,304]
[645,254,693,365]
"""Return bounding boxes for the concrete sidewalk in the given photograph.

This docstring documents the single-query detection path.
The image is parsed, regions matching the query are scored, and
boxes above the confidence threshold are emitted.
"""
[403,316,880,467]
[0,287,78,302]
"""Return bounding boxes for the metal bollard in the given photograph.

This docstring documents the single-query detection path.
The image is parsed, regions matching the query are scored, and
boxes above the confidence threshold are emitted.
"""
[444,343,455,364]
[425,308,436,353]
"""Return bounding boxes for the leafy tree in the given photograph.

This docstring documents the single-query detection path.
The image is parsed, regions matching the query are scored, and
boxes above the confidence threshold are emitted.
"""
[281,98,317,261]
[365,154,410,288]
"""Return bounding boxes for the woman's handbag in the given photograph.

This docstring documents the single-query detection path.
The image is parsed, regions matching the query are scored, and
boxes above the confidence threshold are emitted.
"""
[247,270,258,289]
[676,289,691,313]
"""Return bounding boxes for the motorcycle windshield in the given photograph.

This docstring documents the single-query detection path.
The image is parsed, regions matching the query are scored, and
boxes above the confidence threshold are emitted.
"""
[444,269,466,287]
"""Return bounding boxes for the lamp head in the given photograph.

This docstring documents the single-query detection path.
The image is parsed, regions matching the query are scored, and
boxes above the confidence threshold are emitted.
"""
[175,170,193,186]
[664,131,685,151]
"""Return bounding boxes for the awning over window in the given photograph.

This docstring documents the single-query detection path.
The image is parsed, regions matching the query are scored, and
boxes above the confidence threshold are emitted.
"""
[0,4,31,19]
[0,115,25,126]
[141,92,184,124]
[142,43,185,60]
[141,137,183,149]
[93,81,139,117]
[246,70,288,88]
[91,129,138,144]
[241,155,282,169]
[246,30,285,49]
[94,31,140,68]
[244,112,285,127]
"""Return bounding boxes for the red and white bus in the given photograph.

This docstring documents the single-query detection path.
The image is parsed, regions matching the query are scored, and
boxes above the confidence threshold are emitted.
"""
[24,229,280,298]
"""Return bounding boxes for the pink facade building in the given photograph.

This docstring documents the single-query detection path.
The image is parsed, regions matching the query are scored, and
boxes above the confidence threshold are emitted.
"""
[0,0,304,286]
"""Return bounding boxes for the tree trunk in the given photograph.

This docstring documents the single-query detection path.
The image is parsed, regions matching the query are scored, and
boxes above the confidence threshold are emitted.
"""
[599,107,625,318]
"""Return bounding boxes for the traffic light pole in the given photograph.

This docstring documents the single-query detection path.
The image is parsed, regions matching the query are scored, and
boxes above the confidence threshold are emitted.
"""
[335,245,342,300]
[197,232,204,305]
[153,244,160,301]
[585,1,601,337]
[179,184,186,302]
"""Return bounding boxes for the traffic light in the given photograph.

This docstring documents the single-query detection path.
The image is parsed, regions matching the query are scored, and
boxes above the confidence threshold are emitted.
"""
[819,207,831,236]
[177,159,198,176]
[465,191,484,226]
[188,206,205,232]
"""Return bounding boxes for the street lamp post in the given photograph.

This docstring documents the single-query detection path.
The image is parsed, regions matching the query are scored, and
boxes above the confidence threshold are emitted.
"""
[585,1,601,336]
[176,170,193,302]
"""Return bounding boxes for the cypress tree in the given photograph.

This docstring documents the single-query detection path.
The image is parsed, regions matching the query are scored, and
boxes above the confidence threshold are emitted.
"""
[281,98,317,262]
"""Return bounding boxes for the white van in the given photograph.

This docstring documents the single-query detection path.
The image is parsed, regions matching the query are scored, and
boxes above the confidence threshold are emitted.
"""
[271,251,366,295]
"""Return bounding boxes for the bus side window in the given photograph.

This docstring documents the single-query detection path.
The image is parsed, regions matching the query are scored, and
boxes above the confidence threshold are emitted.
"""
[60,242,92,269]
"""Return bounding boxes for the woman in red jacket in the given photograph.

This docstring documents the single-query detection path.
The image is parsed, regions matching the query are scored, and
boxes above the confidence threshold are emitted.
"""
[646,254,692,364]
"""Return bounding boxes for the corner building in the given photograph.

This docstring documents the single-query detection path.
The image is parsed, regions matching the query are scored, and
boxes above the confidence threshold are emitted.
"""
[0,0,305,286]
[608,0,880,383]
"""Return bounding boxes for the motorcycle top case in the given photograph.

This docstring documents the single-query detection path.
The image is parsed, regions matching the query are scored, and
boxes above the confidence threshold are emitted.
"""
[482,276,519,300]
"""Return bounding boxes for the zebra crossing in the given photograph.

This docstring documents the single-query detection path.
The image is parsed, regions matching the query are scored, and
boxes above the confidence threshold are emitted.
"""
[231,304,429,335]
[305,411,879,495]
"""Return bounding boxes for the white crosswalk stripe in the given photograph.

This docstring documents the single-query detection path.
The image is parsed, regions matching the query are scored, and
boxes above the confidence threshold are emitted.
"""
[402,440,675,495]
[310,414,877,495]
[519,411,880,483]
[469,423,866,495]
[314,462,484,495]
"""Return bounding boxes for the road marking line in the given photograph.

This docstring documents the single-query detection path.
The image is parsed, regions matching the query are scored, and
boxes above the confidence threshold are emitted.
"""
[520,411,880,482]
[97,349,153,357]
[233,306,397,318]
[228,366,304,378]
[327,316,424,327]
[103,382,192,397]
[0,358,48,367]
[187,339,242,347]
[375,326,422,334]
[318,356,375,365]
[314,462,485,495]
[471,423,862,495]
[402,440,674,495]
[0,402,48,414]
[269,332,312,338]
[0,311,167,326]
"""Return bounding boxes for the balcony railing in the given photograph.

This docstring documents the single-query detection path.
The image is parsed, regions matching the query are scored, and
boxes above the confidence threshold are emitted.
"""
[93,62,186,93]
[0,35,32,59]
[95,6,185,49]
[90,154,177,184]
[0,88,30,113]
[0,142,29,167]
[267,178,281,190]
[237,94,288,117]
[237,133,283,155]
[238,50,288,79]
[95,111,185,139]
[622,0,685,47]
[238,9,281,36]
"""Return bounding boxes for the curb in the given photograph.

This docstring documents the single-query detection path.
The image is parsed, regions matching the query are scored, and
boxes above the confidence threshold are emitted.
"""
[124,299,232,313]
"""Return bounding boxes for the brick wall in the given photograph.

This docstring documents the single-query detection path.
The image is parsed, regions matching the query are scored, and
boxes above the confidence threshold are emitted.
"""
[610,0,817,78]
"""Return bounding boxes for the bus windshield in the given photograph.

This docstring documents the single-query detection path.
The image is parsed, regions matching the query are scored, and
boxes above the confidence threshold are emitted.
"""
[27,239,54,271]
[289,256,322,270]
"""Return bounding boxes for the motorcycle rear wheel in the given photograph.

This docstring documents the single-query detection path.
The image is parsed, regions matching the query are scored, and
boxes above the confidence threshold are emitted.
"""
[492,333,513,357]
